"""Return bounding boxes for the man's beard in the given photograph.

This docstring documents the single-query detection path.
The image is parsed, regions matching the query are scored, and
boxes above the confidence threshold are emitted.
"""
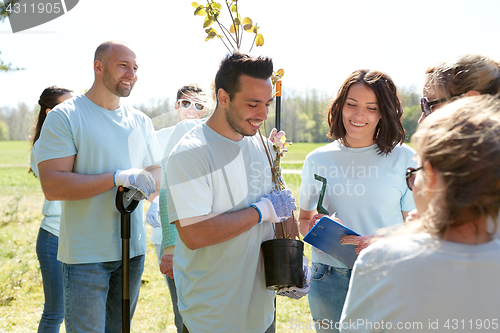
[225,102,259,137]
[102,67,133,97]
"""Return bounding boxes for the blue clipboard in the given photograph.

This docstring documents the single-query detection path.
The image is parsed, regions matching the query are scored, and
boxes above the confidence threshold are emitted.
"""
[303,216,361,268]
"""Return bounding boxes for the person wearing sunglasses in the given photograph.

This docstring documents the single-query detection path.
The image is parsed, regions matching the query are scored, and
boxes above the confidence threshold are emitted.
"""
[418,54,500,124]
[340,95,500,332]
[298,69,416,332]
[146,83,211,333]
[174,84,209,122]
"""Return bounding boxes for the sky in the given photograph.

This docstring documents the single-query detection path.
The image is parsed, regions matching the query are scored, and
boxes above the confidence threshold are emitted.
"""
[1,0,500,109]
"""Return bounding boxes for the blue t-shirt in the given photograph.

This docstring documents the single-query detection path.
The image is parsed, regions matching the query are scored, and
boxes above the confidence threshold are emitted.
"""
[34,94,160,264]
[300,141,416,268]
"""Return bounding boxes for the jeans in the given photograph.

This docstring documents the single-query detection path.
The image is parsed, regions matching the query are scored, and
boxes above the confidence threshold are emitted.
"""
[308,263,352,332]
[155,244,183,333]
[63,255,145,333]
[36,228,64,333]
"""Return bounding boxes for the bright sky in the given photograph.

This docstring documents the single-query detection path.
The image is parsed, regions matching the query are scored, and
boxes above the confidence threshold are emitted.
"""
[1,0,499,109]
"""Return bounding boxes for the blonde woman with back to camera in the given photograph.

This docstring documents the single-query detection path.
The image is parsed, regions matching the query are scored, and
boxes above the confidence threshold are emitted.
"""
[340,95,500,332]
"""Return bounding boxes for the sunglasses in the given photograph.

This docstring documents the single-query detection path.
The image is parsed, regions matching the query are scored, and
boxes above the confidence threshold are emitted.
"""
[178,99,206,112]
[420,97,449,117]
[406,166,423,191]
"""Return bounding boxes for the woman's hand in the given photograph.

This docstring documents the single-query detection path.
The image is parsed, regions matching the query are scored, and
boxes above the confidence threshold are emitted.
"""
[160,254,174,279]
[308,213,326,231]
[340,235,385,254]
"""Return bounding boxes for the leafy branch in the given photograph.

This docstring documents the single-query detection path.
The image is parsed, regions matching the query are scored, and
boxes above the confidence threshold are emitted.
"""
[191,1,282,85]
[192,0,264,53]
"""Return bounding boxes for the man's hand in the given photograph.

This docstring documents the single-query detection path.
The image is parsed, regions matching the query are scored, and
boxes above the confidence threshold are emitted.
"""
[277,256,311,299]
[114,168,155,200]
[251,189,297,223]
[160,254,174,279]
[146,196,161,228]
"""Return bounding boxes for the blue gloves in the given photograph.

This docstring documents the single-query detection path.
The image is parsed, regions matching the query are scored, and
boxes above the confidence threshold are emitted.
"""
[114,168,155,201]
[146,196,161,228]
[277,256,311,299]
[251,189,297,223]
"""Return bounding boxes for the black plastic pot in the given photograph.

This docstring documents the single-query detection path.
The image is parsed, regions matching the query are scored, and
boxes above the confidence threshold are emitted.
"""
[261,238,304,290]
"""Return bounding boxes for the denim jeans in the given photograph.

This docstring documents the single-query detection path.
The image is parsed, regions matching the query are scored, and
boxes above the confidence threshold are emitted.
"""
[63,255,145,333]
[155,244,183,333]
[36,228,64,333]
[308,263,352,332]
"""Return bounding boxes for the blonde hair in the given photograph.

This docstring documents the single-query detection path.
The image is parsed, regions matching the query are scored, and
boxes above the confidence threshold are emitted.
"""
[424,54,500,98]
[411,94,500,236]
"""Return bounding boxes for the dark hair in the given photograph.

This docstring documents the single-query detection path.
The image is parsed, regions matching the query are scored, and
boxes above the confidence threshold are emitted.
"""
[29,86,72,174]
[176,83,206,101]
[327,69,405,155]
[214,52,273,103]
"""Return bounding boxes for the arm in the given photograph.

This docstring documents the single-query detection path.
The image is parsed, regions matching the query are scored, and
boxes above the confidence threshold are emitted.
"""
[38,155,114,201]
[174,206,260,250]
[299,208,326,237]
[145,164,161,194]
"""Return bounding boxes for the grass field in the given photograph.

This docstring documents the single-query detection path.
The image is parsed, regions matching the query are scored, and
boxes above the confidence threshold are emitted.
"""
[0,140,327,332]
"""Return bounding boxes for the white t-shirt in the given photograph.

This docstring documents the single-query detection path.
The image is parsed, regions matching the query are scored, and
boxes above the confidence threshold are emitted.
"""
[340,232,500,333]
[300,141,416,268]
[166,123,275,333]
[151,119,206,246]
[34,94,160,264]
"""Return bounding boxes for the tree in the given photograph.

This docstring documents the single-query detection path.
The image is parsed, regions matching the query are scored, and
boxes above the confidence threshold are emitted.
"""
[398,86,421,142]
[0,0,23,72]
[191,1,283,83]
[0,120,9,140]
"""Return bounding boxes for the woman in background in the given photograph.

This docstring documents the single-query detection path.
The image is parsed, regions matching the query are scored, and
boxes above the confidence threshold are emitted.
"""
[29,86,73,333]
[419,53,500,123]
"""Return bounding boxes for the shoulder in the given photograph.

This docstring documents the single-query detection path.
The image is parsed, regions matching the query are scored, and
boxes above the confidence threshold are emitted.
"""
[171,122,206,153]
[304,141,338,161]
[123,104,152,121]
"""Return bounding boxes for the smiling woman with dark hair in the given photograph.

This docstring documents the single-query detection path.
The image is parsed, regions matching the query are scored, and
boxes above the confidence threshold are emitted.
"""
[299,69,416,332]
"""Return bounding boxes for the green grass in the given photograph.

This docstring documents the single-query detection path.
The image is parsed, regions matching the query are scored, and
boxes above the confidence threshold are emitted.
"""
[285,142,327,162]
[0,141,320,332]
[0,141,32,166]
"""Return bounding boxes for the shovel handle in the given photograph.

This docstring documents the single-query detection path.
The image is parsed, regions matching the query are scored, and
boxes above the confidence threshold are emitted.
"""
[115,186,140,215]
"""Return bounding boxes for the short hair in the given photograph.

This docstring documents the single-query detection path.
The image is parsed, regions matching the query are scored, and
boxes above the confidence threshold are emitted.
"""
[214,53,273,102]
[411,94,500,236]
[424,54,500,98]
[94,41,130,64]
[176,83,207,102]
[327,69,405,155]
